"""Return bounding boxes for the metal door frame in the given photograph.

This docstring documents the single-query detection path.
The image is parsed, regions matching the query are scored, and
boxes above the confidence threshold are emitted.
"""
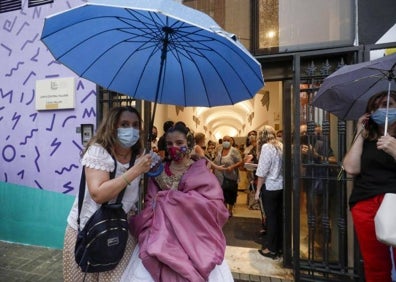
[290,42,396,281]
[291,47,362,281]
[257,46,362,281]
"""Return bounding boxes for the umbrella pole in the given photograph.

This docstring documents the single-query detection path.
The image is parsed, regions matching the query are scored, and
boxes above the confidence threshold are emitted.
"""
[147,27,173,150]
[384,75,394,136]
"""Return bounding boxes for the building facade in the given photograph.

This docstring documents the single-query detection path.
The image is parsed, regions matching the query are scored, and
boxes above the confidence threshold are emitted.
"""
[1,0,395,280]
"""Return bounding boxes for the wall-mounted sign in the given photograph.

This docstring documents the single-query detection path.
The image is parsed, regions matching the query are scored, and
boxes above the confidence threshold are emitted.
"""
[35,77,75,110]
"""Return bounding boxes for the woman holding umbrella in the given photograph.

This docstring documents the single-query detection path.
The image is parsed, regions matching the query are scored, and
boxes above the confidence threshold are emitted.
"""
[343,90,396,282]
[63,106,153,281]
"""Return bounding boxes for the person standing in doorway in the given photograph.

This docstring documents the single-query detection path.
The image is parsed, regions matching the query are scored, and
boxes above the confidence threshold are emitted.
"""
[243,130,261,210]
[343,90,396,282]
[301,123,337,249]
[193,132,207,157]
[157,120,174,161]
[150,125,159,153]
[255,125,284,259]
[243,130,259,188]
[276,130,283,141]
[244,130,259,165]
[214,135,243,217]
[193,132,225,172]
[205,140,217,161]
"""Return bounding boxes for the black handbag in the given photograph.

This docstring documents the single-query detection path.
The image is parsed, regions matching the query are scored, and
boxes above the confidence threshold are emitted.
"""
[74,153,136,273]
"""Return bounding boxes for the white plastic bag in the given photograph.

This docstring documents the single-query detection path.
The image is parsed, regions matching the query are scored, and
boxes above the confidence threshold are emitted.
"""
[374,193,396,247]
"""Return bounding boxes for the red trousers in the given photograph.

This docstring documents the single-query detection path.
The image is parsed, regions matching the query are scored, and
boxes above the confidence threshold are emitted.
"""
[351,194,396,282]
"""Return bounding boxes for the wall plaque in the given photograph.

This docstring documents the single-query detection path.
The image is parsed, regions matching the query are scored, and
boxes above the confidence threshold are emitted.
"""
[35,77,75,110]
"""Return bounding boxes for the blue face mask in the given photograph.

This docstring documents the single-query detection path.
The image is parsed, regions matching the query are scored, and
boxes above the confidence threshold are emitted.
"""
[117,127,140,148]
[371,108,396,126]
[222,141,231,149]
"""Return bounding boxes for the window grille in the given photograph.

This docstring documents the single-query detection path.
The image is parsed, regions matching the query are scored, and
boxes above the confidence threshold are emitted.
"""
[0,0,21,13]
[0,0,53,13]
[28,0,53,8]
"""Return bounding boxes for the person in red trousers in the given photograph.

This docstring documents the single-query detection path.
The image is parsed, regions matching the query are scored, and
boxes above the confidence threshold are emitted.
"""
[343,90,396,282]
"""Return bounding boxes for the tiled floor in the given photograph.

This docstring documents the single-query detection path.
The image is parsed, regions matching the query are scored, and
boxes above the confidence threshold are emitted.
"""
[227,246,293,280]
[226,190,294,281]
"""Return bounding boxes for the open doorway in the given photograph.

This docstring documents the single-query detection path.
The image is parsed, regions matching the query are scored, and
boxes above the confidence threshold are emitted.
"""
[222,81,284,249]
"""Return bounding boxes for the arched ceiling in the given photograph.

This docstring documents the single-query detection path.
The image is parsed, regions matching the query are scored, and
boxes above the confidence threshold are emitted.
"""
[195,101,253,140]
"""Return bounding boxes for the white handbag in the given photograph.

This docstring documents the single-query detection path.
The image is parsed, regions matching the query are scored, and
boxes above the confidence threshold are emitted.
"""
[374,193,396,247]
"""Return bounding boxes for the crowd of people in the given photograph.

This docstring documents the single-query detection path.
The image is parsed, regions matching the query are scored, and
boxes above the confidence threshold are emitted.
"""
[63,88,396,281]
[63,104,288,281]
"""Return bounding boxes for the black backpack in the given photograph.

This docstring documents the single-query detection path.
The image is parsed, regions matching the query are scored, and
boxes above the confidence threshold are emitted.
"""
[74,153,136,273]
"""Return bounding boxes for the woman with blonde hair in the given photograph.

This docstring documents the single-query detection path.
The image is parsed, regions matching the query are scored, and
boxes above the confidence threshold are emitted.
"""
[255,125,284,259]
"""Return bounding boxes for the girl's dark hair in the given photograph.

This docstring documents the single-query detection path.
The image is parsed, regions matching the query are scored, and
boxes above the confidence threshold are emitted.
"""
[166,121,195,149]
[82,106,142,157]
[163,120,174,132]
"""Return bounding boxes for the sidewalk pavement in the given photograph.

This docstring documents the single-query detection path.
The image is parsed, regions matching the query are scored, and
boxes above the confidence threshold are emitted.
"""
[0,240,293,282]
[0,241,62,281]
[0,191,294,281]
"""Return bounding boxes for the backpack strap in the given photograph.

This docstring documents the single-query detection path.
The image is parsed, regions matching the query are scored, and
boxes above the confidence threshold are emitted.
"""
[77,150,137,229]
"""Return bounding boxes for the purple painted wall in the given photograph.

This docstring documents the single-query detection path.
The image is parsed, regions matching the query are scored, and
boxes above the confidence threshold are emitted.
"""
[1,0,96,195]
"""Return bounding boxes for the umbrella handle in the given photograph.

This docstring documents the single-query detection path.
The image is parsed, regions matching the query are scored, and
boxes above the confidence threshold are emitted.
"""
[146,161,163,177]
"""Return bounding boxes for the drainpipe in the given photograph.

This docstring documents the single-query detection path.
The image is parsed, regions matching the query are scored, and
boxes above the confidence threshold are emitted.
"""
[353,0,359,46]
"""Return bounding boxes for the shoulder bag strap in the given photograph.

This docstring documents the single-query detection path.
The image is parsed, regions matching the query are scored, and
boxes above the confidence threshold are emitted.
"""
[77,166,86,230]
[77,150,138,226]
[77,160,118,228]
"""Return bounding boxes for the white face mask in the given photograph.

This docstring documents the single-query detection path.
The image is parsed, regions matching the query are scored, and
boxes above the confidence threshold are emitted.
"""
[117,127,140,148]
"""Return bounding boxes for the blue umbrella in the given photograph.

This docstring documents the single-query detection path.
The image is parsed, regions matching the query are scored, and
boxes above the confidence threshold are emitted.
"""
[41,0,264,179]
[41,0,264,111]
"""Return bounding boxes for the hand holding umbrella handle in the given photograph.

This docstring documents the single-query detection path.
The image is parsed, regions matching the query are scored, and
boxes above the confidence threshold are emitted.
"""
[377,135,396,160]
[147,162,164,177]
[145,150,163,177]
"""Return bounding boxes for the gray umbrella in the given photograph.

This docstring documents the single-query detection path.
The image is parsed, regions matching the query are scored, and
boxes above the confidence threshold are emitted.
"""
[312,53,396,128]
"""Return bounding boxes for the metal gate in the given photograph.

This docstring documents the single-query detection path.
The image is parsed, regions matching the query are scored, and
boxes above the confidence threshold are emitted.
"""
[290,49,362,282]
